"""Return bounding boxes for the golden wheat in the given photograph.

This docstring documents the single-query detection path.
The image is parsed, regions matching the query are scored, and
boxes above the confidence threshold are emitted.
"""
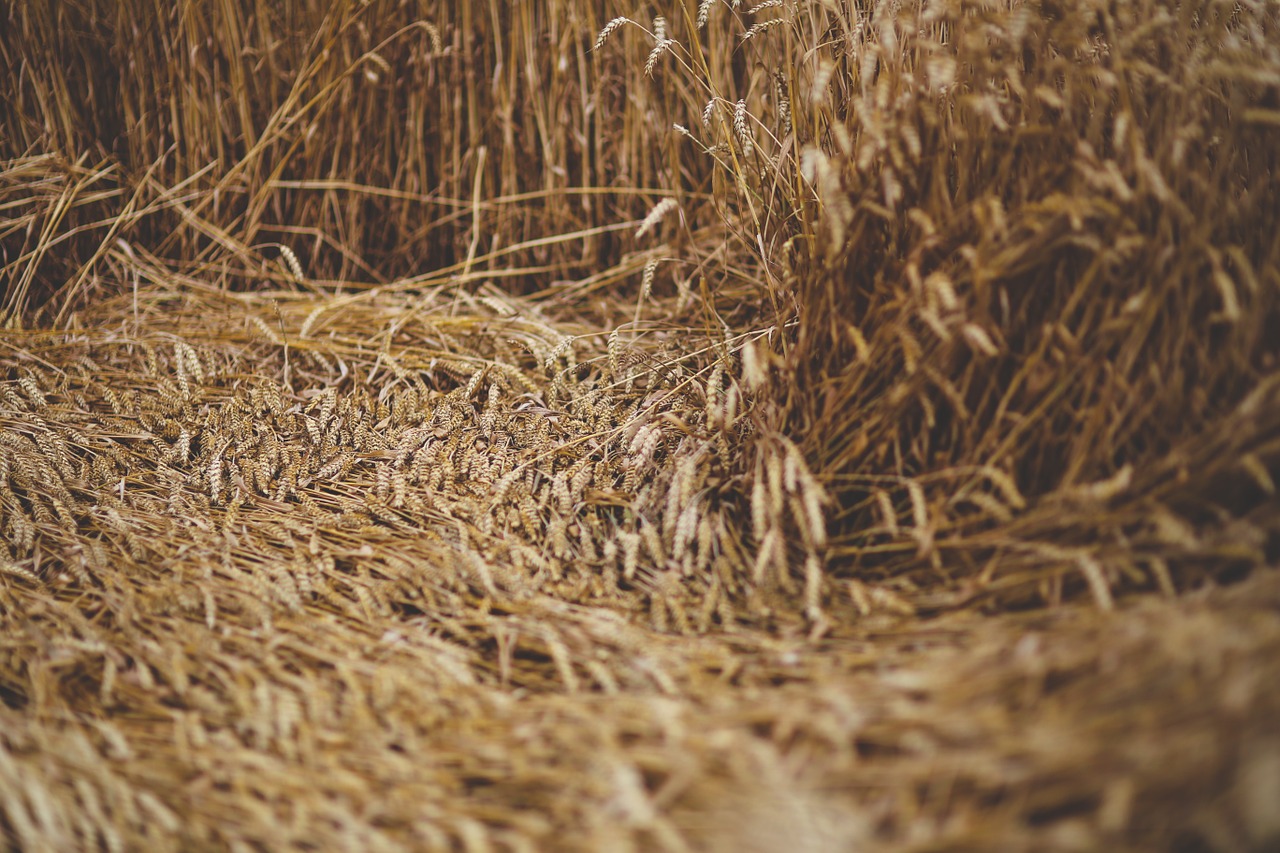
[2,1,1278,850]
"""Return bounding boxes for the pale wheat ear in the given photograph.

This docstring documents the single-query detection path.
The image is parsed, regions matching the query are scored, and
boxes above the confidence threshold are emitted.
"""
[278,245,305,282]
[635,197,679,239]
[262,243,305,283]
[742,17,787,42]
[593,16,631,51]
[697,0,714,28]
[733,99,754,158]
[640,257,659,301]
[645,37,675,77]
[420,20,443,54]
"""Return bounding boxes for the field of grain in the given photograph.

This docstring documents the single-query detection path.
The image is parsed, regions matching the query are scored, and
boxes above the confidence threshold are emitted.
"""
[2,1,1279,850]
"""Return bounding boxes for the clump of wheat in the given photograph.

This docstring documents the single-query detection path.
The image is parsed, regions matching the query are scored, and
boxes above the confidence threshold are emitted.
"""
[2,4,1278,852]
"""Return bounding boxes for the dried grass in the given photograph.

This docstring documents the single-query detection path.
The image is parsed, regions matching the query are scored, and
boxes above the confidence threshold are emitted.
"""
[2,0,1278,850]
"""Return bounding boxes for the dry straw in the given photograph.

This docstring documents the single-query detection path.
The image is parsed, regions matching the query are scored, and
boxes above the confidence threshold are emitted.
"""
[1,0,1278,850]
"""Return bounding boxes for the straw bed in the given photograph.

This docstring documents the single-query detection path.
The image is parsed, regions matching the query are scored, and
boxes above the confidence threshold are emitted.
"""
[2,0,1278,849]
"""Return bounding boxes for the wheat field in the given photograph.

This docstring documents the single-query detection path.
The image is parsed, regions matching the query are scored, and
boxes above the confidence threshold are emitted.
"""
[2,1,1279,850]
